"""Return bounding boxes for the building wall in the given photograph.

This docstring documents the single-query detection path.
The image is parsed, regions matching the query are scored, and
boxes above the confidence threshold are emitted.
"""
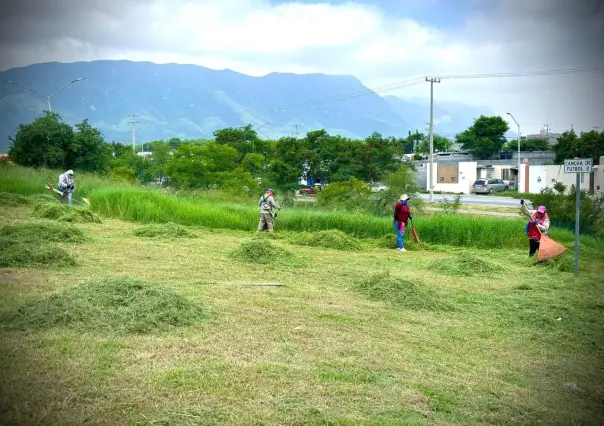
[425,162,477,194]
[519,160,603,194]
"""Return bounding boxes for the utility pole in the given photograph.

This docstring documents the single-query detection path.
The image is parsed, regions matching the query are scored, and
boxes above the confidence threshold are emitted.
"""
[544,124,550,135]
[292,124,299,139]
[506,113,521,189]
[128,114,139,154]
[426,77,440,202]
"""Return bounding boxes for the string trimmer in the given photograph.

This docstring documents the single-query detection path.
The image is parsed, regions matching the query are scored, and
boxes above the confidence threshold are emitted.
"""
[45,184,90,206]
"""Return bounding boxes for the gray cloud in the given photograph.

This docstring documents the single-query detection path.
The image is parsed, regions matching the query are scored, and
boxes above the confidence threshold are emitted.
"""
[0,0,602,133]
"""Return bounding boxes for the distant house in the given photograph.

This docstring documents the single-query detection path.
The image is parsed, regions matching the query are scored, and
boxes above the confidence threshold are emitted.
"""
[518,156,603,194]
[413,150,557,194]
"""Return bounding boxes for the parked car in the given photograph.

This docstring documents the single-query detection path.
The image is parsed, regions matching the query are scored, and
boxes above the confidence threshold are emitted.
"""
[298,187,316,196]
[471,178,508,194]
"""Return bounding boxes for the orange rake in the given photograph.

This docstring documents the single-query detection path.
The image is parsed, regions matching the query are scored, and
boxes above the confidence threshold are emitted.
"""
[536,227,566,262]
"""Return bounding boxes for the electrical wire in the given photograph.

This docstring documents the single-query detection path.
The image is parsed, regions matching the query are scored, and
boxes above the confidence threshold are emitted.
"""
[439,67,604,80]
[198,67,604,122]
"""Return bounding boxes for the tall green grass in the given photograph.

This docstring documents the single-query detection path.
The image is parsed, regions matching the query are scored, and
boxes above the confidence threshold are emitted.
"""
[3,164,592,250]
[86,187,577,249]
[0,163,131,197]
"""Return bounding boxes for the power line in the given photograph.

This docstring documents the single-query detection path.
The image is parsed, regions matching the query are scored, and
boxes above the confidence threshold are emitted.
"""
[439,67,604,80]
[193,67,604,125]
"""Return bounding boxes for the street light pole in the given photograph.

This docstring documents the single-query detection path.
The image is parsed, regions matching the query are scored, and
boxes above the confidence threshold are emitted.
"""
[426,77,441,202]
[506,112,521,188]
[2,77,86,111]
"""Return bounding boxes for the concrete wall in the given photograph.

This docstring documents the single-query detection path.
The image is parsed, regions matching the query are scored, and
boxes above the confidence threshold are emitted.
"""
[424,162,478,194]
[519,160,603,194]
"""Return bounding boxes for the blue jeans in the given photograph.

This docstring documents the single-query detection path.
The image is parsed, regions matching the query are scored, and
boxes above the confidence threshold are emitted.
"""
[393,221,405,249]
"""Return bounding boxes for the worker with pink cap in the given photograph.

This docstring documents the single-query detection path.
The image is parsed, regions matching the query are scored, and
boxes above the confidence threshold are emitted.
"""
[520,199,550,257]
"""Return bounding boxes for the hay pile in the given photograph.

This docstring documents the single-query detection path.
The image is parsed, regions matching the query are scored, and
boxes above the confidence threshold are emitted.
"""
[354,271,452,311]
[32,203,101,223]
[232,239,296,265]
[1,277,206,334]
[0,221,84,268]
[428,253,502,277]
[0,192,31,207]
[134,222,195,238]
[288,230,362,251]
[0,221,88,244]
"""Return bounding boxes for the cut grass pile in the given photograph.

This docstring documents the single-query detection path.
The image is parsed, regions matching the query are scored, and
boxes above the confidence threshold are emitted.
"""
[353,271,453,311]
[32,202,101,223]
[0,221,88,244]
[287,229,362,251]
[232,238,297,265]
[0,221,83,268]
[134,222,196,238]
[528,251,575,273]
[1,277,206,334]
[0,192,31,206]
[0,244,76,268]
[29,193,60,205]
[428,253,503,277]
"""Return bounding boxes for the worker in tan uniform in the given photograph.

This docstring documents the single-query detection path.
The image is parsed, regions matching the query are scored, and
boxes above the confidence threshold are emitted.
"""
[257,188,281,232]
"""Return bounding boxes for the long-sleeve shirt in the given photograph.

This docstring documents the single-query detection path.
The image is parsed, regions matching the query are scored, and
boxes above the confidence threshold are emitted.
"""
[394,202,411,223]
[58,172,75,192]
[520,203,550,233]
[258,194,280,213]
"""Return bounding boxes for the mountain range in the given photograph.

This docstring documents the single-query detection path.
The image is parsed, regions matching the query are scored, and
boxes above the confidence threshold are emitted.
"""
[0,60,494,151]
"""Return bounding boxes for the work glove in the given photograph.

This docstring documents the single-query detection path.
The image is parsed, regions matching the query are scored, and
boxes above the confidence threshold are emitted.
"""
[409,215,413,220]
[520,199,525,205]
[534,220,539,225]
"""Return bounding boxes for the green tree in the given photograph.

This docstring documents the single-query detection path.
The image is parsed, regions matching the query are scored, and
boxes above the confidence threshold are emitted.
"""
[8,112,110,172]
[504,138,551,152]
[70,119,112,172]
[415,133,454,154]
[553,129,603,165]
[165,142,257,191]
[213,125,260,159]
[8,111,74,169]
[373,165,424,215]
[455,115,509,159]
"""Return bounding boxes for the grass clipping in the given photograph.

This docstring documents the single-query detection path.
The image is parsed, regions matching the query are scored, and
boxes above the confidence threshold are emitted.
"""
[0,221,88,244]
[428,253,502,277]
[134,222,195,238]
[2,277,205,334]
[288,229,362,251]
[232,238,297,265]
[0,192,31,207]
[32,203,101,224]
[0,221,83,268]
[354,271,451,311]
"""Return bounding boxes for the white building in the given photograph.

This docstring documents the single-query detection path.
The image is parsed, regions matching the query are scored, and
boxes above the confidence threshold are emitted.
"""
[518,156,604,194]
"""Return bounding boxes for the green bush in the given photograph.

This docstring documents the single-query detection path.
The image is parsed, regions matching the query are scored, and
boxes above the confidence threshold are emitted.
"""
[530,186,604,237]
[315,178,374,213]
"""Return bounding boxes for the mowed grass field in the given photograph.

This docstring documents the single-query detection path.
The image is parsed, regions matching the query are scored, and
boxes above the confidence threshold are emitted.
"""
[1,167,604,425]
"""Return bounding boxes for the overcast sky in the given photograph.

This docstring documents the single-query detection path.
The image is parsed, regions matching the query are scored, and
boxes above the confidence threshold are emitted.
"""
[1,0,603,135]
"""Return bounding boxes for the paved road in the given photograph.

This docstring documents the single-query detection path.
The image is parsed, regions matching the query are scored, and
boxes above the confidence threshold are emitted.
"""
[418,193,527,207]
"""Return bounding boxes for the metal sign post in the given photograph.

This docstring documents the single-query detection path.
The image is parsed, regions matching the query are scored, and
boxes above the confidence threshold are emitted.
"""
[563,157,593,277]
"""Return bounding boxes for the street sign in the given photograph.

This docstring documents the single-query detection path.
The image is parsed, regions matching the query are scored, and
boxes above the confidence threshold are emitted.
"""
[563,157,593,277]
[564,158,592,173]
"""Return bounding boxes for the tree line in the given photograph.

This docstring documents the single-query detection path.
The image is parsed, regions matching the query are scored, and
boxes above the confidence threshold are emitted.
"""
[6,112,603,193]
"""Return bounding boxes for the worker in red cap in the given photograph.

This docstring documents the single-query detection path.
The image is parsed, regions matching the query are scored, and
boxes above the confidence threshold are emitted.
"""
[520,199,550,257]
[257,188,281,232]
